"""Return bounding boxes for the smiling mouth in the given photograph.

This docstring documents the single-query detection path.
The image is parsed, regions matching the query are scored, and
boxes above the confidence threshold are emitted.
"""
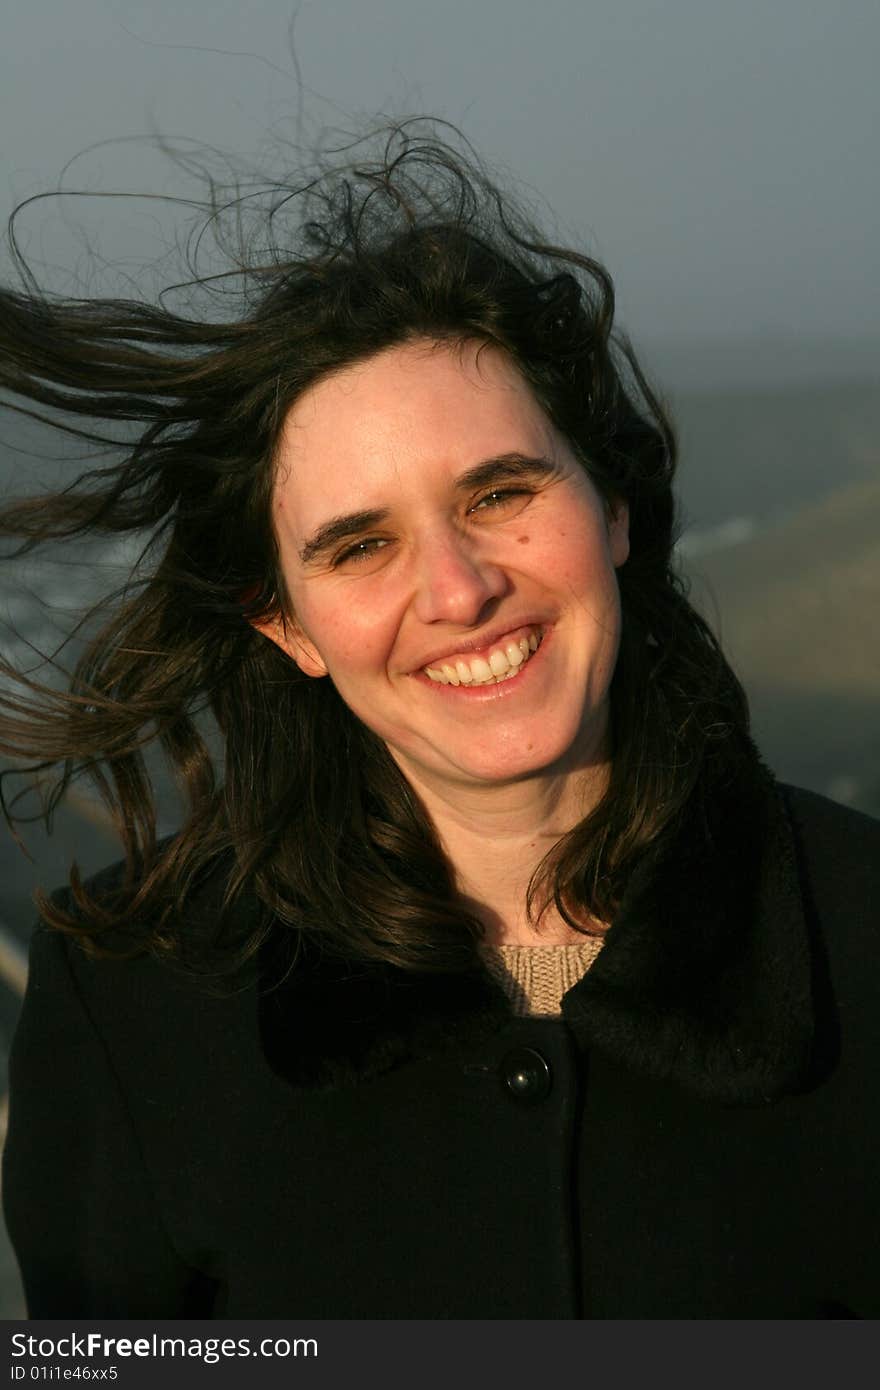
[422,627,543,686]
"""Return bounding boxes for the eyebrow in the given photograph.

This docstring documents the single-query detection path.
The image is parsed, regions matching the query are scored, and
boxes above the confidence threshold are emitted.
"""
[298,453,558,565]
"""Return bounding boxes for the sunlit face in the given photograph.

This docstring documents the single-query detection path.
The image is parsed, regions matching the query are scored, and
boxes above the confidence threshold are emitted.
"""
[260,339,629,796]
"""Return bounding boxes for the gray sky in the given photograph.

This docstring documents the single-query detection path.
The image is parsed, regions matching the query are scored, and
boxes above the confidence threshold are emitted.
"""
[1,1,878,384]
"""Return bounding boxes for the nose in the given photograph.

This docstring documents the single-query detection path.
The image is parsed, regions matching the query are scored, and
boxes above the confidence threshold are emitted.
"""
[411,524,508,626]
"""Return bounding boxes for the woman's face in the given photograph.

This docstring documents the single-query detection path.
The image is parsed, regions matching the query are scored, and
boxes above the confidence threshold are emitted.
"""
[262,339,629,795]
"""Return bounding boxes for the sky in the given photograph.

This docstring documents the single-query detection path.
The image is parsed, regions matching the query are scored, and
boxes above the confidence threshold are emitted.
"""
[1,0,878,386]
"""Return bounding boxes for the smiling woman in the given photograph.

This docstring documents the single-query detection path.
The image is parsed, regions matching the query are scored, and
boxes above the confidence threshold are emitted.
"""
[256,341,631,944]
[0,122,878,1319]
[258,341,629,885]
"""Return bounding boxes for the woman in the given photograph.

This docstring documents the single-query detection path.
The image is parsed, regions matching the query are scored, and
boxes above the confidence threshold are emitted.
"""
[1,125,878,1318]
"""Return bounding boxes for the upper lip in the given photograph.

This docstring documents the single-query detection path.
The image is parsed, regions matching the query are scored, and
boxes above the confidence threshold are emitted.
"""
[410,619,548,672]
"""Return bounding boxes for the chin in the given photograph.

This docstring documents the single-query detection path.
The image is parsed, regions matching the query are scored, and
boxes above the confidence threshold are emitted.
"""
[382,701,611,793]
[441,729,598,787]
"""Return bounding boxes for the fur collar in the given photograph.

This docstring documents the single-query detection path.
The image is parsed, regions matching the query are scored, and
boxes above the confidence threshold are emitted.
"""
[259,740,816,1104]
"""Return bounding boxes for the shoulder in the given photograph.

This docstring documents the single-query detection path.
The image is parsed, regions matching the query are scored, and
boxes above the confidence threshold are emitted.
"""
[780,783,880,917]
[778,785,879,1062]
[38,836,265,973]
[782,781,880,844]
[25,849,262,1048]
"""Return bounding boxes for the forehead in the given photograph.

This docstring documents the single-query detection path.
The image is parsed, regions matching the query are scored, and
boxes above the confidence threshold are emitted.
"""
[272,340,558,521]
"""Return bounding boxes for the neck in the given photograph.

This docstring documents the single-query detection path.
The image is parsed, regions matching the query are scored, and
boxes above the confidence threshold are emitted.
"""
[397,759,610,946]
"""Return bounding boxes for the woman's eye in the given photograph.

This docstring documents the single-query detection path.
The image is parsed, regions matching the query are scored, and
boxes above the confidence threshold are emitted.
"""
[469,488,530,513]
[333,537,389,567]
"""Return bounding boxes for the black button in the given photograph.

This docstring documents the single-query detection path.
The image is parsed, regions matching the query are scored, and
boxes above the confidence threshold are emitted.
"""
[498,1047,552,1105]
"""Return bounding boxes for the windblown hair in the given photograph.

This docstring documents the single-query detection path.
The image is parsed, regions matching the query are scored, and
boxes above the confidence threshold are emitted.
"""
[0,121,748,973]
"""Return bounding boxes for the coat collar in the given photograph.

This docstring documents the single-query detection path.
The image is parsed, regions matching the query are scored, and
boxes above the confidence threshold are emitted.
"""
[258,738,816,1105]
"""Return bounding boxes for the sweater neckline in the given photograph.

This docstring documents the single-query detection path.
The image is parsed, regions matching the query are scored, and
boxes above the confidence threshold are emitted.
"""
[479,938,605,1017]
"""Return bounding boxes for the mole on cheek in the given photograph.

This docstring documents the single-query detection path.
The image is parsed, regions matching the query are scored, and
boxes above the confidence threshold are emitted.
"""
[517,534,530,545]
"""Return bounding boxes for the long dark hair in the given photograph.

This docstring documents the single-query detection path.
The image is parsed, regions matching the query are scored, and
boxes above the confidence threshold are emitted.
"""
[0,121,748,972]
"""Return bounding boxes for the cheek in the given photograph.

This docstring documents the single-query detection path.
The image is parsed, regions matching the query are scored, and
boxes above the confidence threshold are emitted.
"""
[298,589,394,678]
[533,513,616,593]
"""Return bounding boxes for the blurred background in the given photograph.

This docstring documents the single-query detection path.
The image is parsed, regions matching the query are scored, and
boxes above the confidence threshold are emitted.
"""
[1,0,878,1315]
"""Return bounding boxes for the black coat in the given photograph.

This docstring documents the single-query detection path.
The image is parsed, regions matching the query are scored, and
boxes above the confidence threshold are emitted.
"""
[4,749,879,1319]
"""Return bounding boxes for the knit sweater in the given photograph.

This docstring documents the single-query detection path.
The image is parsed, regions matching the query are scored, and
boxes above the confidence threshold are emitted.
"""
[480,939,604,1017]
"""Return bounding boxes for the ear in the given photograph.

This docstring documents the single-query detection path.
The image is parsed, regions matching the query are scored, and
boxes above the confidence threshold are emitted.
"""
[606,496,630,569]
[250,613,328,679]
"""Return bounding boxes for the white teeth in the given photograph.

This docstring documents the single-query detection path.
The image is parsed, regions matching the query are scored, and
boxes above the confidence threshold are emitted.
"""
[469,656,493,682]
[422,628,543,686]
[488,649,510,676]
